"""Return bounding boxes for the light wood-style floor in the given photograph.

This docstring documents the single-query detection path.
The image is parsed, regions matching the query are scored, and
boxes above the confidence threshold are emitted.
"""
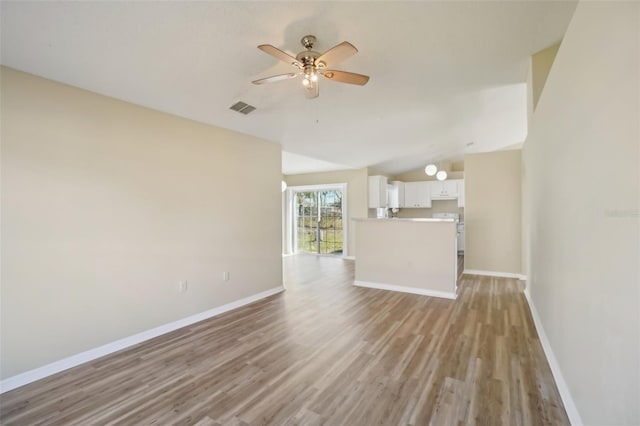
[0,255,569,425]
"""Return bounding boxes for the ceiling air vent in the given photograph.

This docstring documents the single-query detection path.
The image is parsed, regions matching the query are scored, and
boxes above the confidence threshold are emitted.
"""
[229,101,256,115]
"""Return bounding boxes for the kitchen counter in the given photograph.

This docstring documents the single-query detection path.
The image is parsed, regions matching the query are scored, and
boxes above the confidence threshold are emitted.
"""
[353,217,456,223]
[353,218,458,299]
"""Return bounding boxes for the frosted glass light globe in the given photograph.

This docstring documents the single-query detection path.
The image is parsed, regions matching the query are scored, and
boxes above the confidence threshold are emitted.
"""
[424,164,437,176]
[436,170,448,181]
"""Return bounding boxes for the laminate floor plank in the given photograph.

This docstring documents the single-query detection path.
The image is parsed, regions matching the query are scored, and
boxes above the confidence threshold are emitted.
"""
[0,255,569,425]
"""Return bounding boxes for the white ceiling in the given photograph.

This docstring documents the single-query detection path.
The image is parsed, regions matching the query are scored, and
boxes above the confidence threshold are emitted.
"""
[282,151,354,175]
[0,1,577,175]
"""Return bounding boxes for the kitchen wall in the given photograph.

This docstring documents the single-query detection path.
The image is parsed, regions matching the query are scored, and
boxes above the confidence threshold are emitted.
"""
[464,150,521,274]
[396,200,461,219]
[0,67,283,379]
[523,2,639,424]
[283,168,368,258]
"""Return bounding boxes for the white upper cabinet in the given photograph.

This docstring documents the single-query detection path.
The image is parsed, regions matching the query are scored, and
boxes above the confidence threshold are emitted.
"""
[371,177,464,209]
[388,181,405,208]
[368,175,388,208]
[429,179,459,200]
[404,181,431,208]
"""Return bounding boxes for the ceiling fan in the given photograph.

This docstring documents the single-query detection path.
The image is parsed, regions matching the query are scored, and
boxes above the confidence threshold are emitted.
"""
[252,35,370,99]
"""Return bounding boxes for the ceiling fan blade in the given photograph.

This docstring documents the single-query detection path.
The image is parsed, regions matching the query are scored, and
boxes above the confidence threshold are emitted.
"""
[252,73,298,85]
[258,44,303,68]
[322,70,370,86]
[316,41,358,67]
[304,82,319,99]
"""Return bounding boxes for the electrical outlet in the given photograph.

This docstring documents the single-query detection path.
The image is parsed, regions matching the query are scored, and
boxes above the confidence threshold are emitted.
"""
[178,280,188,293]
[222,272,229,281]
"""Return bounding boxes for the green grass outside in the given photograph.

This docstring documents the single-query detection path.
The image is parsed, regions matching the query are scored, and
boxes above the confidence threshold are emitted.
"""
[296,217,343,254]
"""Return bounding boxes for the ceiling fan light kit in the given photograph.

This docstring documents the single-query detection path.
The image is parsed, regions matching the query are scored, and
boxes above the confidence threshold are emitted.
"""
[252,35,369,99]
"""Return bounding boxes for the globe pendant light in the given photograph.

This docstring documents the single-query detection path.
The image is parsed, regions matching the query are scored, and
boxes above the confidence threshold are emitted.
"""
[436,170,448,181]
[424,164,437,176]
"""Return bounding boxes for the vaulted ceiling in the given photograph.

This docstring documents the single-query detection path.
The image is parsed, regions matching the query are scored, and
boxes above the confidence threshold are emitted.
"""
[0,1,577,175]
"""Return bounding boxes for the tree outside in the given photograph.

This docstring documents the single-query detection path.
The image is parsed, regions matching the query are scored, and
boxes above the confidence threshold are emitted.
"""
[296,190,343,255]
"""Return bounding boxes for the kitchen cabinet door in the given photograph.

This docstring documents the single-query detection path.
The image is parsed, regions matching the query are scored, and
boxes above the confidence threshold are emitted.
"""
[404,181,431,208]
[368,175,388,208]
[388,181,405,208]
[429,180,459,200]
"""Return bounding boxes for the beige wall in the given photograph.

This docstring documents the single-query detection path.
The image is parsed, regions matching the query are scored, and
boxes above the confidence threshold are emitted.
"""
[523,41,560,281]
[523,2,639,424]
[531,43,560,111]
[284,168,367,257]
[355,220,457,296]
[521,152,529,282]
[0,68,283,379]
[464,150,521,274]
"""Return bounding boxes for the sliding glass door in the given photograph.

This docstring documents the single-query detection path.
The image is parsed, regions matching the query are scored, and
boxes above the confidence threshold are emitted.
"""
[294,189,343,255]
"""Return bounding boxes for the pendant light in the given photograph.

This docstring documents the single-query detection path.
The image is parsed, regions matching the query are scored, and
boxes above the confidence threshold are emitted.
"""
[425,161,449,180]
[424,164,437,176]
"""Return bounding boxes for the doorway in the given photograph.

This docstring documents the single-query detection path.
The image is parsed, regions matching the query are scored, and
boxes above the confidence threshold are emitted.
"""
[286,184,347,257]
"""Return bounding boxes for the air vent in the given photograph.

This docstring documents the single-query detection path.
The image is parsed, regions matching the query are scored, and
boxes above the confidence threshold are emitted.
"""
[229,101,256,115]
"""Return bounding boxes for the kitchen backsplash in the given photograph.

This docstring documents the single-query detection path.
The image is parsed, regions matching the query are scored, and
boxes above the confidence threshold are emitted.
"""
[395,200,464,220]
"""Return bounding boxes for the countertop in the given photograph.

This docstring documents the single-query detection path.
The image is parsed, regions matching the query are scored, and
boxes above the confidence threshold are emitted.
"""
[352,217,457,223]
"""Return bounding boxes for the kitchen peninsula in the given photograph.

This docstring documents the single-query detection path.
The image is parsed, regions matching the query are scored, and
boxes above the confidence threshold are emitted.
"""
[353,218,458,299]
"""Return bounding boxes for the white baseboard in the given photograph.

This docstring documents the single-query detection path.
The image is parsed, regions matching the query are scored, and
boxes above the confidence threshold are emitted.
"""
[343,256,356,261]
[353,280,456,300]
[0,286,285,394]
[524,291,583,426]
[463,269,527,280]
